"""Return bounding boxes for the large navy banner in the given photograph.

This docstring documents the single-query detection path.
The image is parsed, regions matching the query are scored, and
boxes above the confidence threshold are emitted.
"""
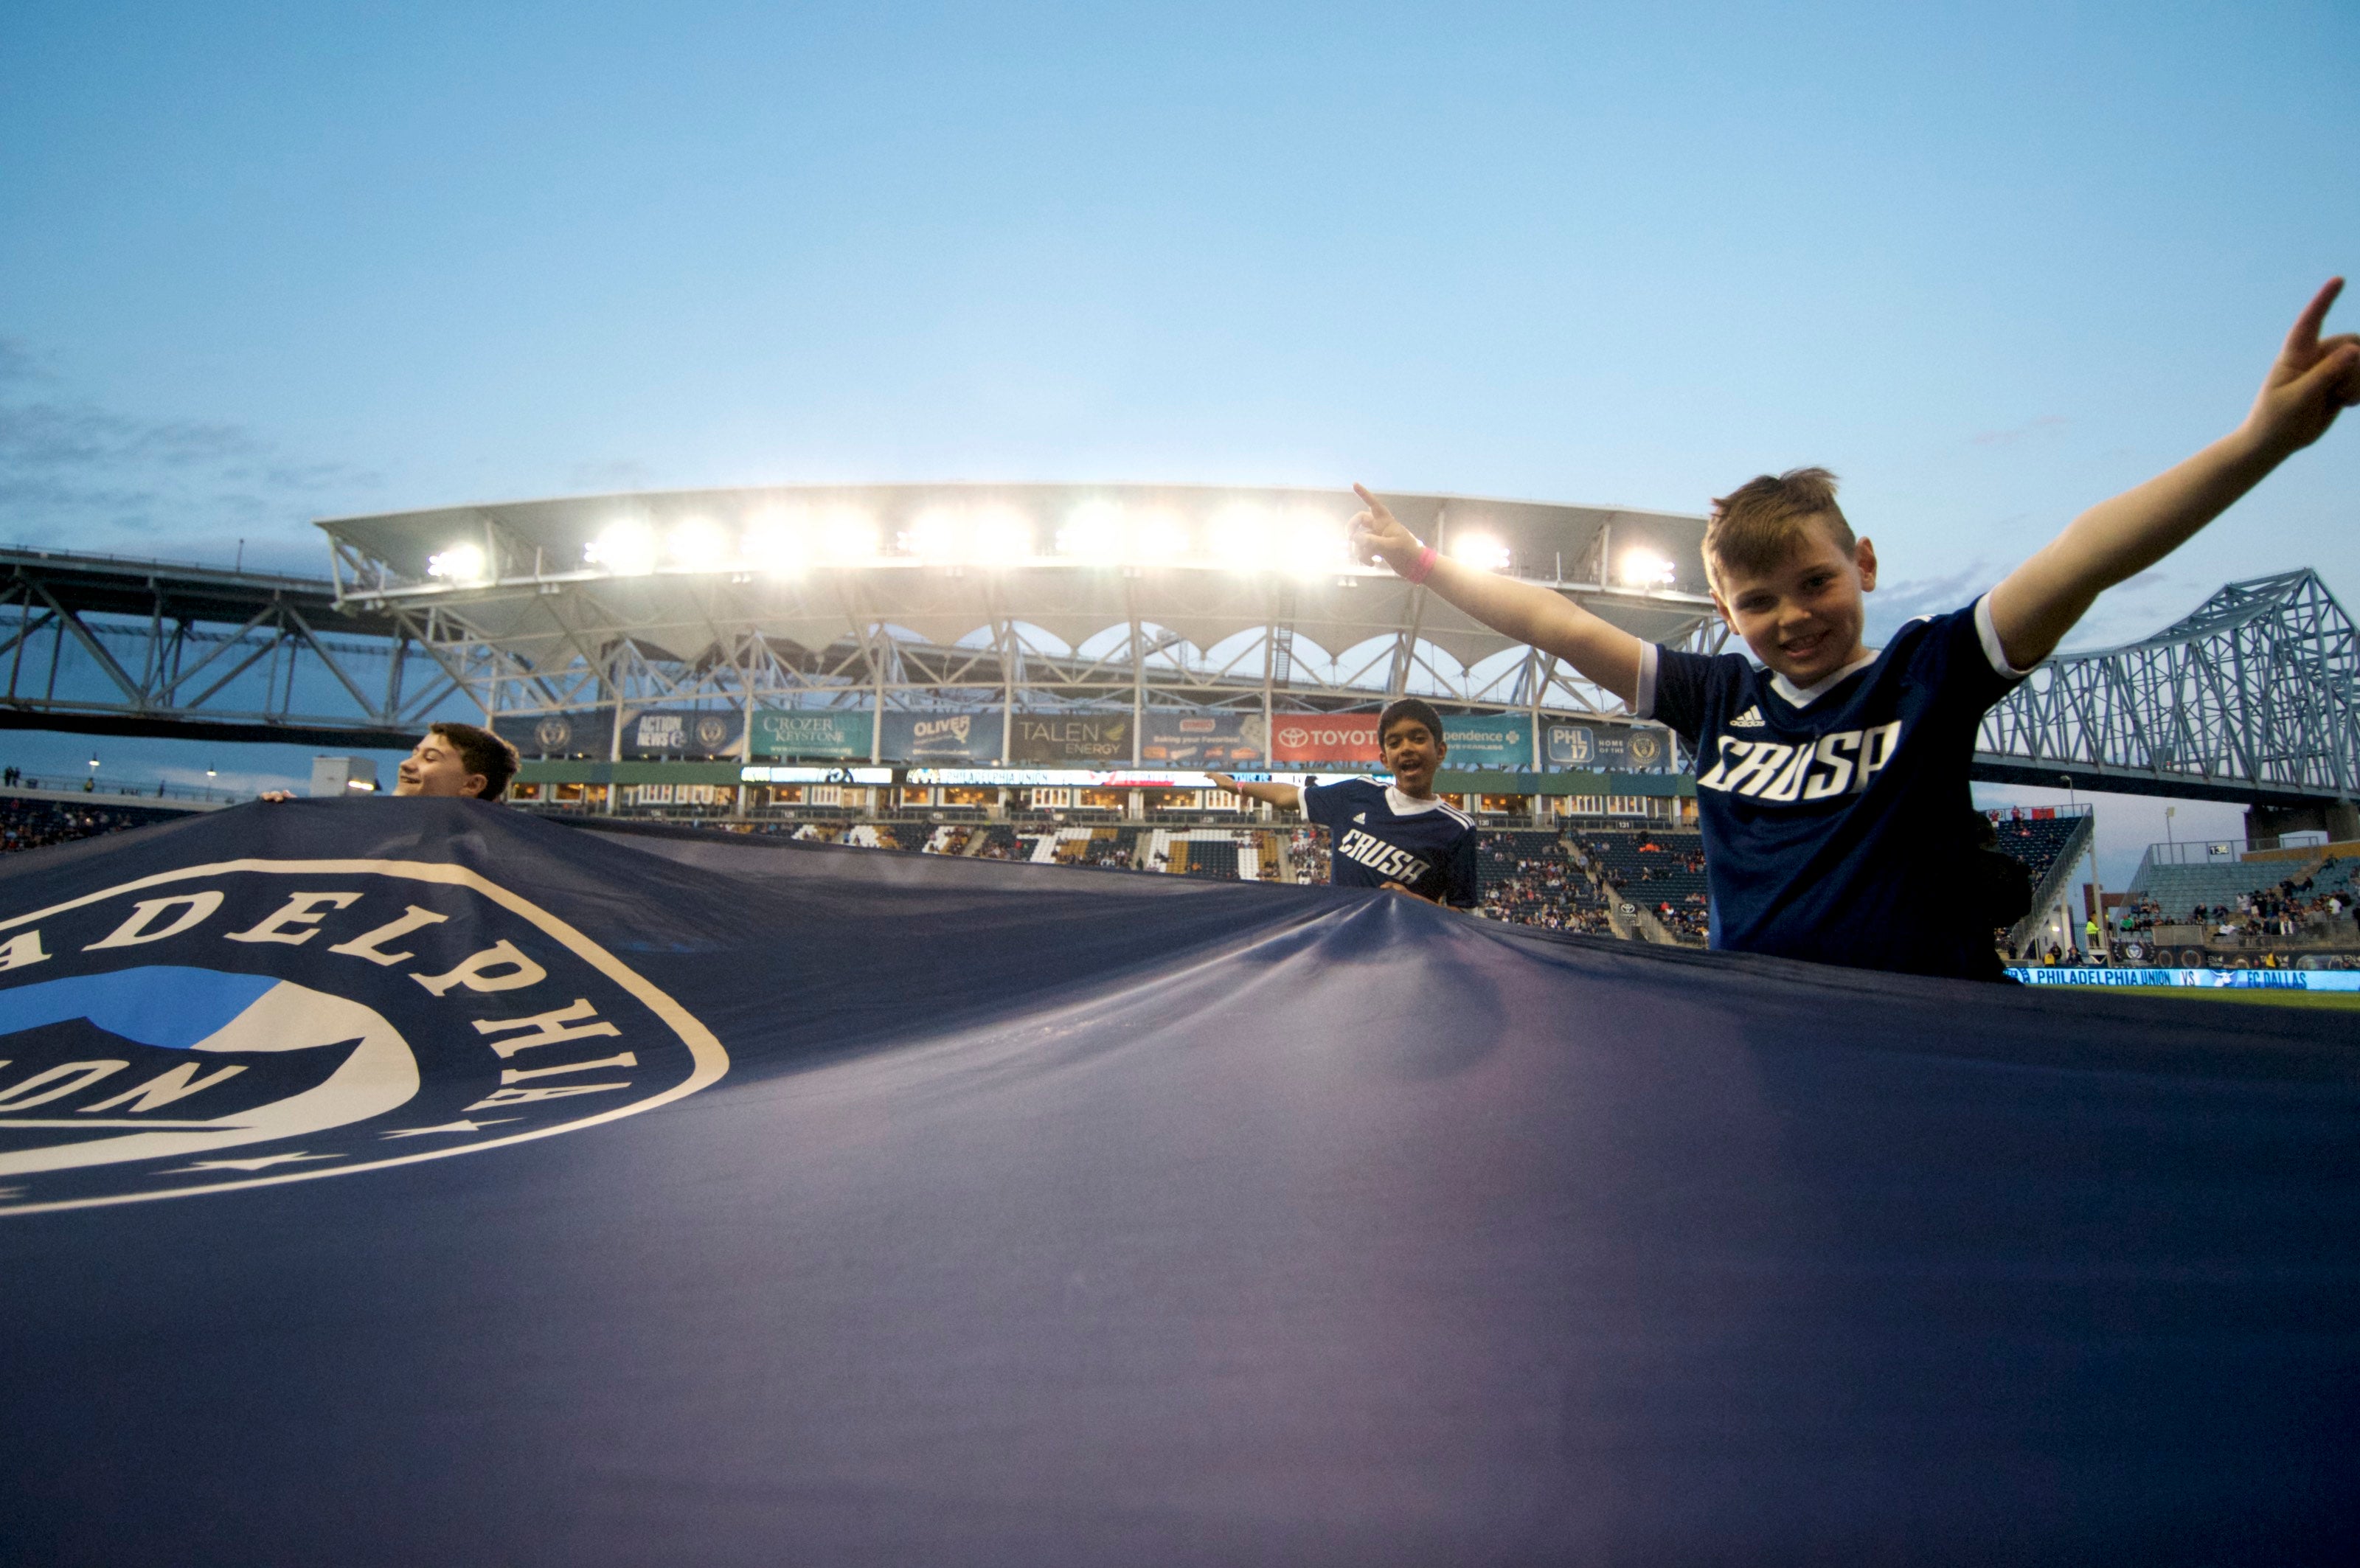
[2,801,2356,1563]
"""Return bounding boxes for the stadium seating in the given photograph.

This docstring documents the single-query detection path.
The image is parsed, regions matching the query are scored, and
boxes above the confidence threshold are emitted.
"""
[0,794,190,854]
[2124,850,2360,950]
[1575,828,1711,944]
[1988,812,2082,898]
[1476,830,1615,935]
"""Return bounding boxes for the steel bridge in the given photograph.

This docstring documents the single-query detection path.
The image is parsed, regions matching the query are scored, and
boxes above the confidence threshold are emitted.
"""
[0,547,466,749]
[1974,569,2359,809]
[2,535,2353,814]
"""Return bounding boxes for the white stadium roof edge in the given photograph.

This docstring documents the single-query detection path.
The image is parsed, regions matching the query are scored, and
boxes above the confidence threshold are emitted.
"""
[316,482,1722,721]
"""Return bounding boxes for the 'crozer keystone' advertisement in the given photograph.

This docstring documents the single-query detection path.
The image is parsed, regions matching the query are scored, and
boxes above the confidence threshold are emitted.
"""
[0,861,726,1215]
[752,710,873,760]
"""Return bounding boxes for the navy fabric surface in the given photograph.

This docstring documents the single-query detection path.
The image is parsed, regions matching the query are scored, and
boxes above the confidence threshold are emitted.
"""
[2,799,2357,1565]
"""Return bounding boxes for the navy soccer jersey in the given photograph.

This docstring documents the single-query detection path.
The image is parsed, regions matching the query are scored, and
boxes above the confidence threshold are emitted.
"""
[1301,778,1479,906]
[1639,596,2027,979]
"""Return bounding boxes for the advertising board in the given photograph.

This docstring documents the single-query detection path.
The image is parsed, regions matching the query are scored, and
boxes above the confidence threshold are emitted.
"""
[1010,713,1133,764]
[622,708,743,759]
[1137,711,1268,765]
[1271,713,1381,763]
[751,710,873,760]
[882,710,996,763]
[1439,715,1532,770]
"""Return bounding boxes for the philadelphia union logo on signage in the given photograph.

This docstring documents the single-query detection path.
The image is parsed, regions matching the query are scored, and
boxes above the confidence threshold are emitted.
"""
[0,860,726,1216]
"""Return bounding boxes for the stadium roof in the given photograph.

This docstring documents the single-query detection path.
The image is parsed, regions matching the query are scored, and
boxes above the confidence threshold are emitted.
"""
[317,482,1717,679]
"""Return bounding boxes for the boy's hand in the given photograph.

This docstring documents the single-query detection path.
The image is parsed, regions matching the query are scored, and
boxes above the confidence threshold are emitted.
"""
[1349,485,1422,575]
[1207,771,1236,791]
[2243,277,2360,460]
[1988,274,2359,672]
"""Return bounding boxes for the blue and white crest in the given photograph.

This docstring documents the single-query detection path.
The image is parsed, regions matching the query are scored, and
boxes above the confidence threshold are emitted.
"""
[0,861,726,1215]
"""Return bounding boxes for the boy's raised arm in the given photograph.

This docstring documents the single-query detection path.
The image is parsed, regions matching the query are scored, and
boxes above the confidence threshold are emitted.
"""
[1987,278,2360,670]
[1348,485,1648,705]
[1208,772,1300,811]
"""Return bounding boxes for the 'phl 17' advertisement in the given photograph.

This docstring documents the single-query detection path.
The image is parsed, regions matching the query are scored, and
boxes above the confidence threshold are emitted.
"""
[1545,722,1674,772]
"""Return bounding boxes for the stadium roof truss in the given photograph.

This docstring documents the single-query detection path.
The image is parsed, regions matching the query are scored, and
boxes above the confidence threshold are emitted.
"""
[1974,569,2360,805]
[316,484,1726,745]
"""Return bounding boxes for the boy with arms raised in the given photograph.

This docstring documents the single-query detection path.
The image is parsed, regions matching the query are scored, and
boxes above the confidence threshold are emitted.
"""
[1210,697,1479,906]
[1349,280,2359,978]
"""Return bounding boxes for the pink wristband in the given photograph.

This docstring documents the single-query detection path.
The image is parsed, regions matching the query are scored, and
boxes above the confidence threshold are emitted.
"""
[1403,543,1438,585]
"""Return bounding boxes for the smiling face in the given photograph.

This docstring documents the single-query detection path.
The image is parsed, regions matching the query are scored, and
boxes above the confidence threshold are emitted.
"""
[394,733,488,799]
[1380,718,1445,797]
[1710,516,1878,687]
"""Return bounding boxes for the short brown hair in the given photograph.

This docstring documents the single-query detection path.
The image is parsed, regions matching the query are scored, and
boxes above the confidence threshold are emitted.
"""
[429,721,520,801]
[1704,467,1856,591]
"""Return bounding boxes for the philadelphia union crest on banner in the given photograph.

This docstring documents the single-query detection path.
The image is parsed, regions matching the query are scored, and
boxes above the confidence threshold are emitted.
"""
[0,859,727,1215]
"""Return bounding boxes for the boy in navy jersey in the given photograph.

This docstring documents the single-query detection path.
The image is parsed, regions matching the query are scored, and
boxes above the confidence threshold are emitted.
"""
[1348,278,2359,978]
[1210,698,1479,906]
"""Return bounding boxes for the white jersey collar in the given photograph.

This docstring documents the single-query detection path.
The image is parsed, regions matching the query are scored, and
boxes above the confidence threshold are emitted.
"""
[1386,785,1443,816]
[1769,648,1879,711]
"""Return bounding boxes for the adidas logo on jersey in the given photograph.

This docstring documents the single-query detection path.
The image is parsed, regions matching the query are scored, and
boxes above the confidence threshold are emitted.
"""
[1353,812,1367,825]
[1729,705,1766,728]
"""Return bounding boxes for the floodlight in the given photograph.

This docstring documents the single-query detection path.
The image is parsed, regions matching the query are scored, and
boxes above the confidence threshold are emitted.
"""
[740,505,811,575]
[905,507,967,561]
[816,505,879,561]
[1133,507,1189,561]
[585,521,659,575]
[668,517,730,569]
[971,505,1035,563]
[1450,532,1511,573]
[1057,501,1126,561]
[1277,507,1350,580]
[426,542,487,583]
[1620,549,1677,588]
[1206,503,1271,571]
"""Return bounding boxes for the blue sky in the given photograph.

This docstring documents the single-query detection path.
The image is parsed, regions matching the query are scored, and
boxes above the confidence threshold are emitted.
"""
[3,2,2356,877]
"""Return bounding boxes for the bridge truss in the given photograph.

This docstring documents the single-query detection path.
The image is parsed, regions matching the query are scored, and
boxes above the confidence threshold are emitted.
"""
[1974,569,2359,808]
[0,547,468,749]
